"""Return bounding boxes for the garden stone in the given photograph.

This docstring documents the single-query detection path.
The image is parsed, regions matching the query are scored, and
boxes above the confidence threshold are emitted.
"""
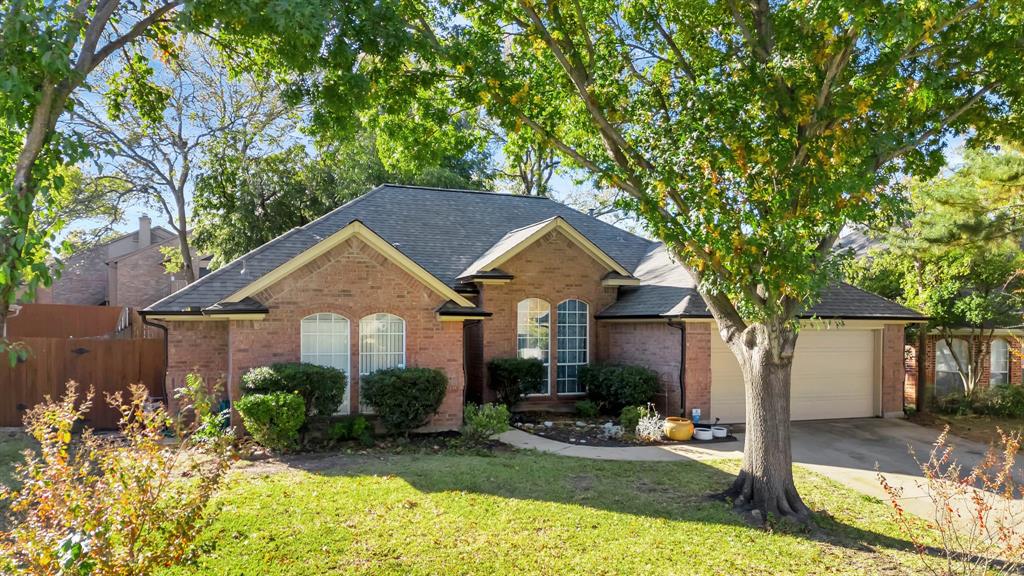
[543,421,554,428]
[575,421,586,427]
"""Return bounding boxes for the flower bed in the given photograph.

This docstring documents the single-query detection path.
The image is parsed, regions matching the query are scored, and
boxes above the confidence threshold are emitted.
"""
[512,414,738,447]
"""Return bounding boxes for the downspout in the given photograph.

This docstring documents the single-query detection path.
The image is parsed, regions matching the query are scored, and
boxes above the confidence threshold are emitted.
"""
[141,314,171,404]
[668,319,686,418]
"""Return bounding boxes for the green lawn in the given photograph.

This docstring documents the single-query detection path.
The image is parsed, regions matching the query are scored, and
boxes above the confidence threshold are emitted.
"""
[161,451,936,575]
[0,431,34,486]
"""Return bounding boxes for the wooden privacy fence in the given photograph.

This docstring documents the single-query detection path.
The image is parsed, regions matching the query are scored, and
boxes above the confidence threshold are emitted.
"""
[0,337,165,429]
[6,304,123,338]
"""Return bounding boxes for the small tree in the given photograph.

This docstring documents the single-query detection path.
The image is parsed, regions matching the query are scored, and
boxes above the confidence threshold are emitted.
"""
[0,0,188,334]
[878,427,1023,575]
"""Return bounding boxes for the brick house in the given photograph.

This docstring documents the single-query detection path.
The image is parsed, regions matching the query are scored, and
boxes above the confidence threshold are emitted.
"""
[37,215,209,309]
[142,185,923,431]
[904,330,1023,407]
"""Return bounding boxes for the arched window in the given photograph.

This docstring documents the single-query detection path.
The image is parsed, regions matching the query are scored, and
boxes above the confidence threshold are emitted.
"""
[935,338,968,397]
[556,299,589,394]
[990,338,1010,385]
[517,298,550,395]
[359,313,406,375]
[301,313,350,414]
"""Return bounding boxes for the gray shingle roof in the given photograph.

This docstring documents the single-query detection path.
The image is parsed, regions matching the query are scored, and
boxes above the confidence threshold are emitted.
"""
[145,184,923,321]
[598,283,923,320]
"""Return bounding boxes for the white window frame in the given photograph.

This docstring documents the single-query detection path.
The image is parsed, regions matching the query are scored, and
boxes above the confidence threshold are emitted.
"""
[556,299,589,395]
[358,313,407,413]
[359,313,407,375]
[517,298,551,395]
[300,312,350,414]
[990,338,1010,386]
[935,338,969,397]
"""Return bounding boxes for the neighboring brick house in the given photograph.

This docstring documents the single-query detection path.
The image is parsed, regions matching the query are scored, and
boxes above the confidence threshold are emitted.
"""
[37,215,208,309]
[905,331,1023,406]
[142,185,924,431]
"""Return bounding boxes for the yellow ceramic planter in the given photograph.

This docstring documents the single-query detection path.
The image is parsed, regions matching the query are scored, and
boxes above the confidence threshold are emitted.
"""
[663,417,694,441]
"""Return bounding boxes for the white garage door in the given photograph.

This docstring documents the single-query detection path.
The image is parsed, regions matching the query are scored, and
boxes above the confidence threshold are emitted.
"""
[710,327,878,423]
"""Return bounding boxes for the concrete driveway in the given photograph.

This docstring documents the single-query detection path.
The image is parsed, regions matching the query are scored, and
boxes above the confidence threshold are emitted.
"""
[501,418,1023,526]
[790,418,1023,526]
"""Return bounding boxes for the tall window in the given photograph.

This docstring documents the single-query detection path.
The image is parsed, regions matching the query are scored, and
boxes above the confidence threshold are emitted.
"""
[935,338,968,397]
[991,338,1010,385]
[301,313,350,414]
[359,313,406,375]
[300,313,350,374]
[517,298,550,394]
[556,299,589,394]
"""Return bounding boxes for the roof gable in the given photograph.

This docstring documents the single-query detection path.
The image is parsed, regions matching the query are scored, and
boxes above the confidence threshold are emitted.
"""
[458,216,631,280]
[226,220,474,308]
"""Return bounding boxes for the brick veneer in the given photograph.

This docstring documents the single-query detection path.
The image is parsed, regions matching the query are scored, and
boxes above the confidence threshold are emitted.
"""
[477,229,618,409]
[913,333,1022,403]
[904,344,918,406]
[598,322,681,415]
[165,320,229,414]
[227,236,465,430]
[881,324,906,417]
[683,321,712,418]
[49,245,109,305]
[112,241,174,309]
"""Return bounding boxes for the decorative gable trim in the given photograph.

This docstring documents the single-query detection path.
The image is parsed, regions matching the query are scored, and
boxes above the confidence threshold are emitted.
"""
[458,216,631,279]
[225,220,475,308]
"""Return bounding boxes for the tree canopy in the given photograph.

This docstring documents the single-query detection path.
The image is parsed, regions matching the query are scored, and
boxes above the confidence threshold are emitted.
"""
[847,147,1024,399]
[200,0,1024,521]
[191,131,492,267]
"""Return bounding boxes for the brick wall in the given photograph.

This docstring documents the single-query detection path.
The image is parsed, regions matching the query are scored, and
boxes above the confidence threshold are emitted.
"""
[112,242,174,309]
[477,229,618,410]
[164,320,229,414]
[49,245,108,305]
[598,321,682,416]
[225,236,465,431]
[904,343,918,407]
[683,321,712,419]
[881,324,906,417]
[914,333,1023,403]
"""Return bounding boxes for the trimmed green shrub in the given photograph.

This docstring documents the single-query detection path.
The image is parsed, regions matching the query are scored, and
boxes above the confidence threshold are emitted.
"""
[619,405,642,435]
[361,368,448,435]
[579,364,659,413]
[241,362,346,418]
[488,357,545,407]
[462,403,511,445]
[986,384,1024,417]
[575,399,599,418]
[236,392,305,451]
[326,415,374,446]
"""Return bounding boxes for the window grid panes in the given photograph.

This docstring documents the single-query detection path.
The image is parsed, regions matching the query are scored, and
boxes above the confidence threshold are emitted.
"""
[300,313,350,374]
[517,298,550,394]
[556,299,589,394]
[359,313,406,375]
[301,313,350,414]
[935,339,969,397]
[990,338,1010,385]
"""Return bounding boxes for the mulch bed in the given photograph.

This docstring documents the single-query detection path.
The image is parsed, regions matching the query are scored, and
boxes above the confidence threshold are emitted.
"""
[513,414,739,448]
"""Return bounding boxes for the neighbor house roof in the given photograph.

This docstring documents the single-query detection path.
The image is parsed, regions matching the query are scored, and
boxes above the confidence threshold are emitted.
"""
[144,184,924,321]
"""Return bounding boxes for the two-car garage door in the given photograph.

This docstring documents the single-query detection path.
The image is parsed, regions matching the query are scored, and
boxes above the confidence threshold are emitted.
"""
[710,327,879,423]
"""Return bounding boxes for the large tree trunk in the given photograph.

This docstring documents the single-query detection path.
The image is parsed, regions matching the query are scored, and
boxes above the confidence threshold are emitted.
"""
[722,321,811,523]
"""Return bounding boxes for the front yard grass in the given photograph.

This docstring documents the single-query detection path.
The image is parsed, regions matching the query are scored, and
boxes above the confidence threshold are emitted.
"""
[162,450,936,575]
